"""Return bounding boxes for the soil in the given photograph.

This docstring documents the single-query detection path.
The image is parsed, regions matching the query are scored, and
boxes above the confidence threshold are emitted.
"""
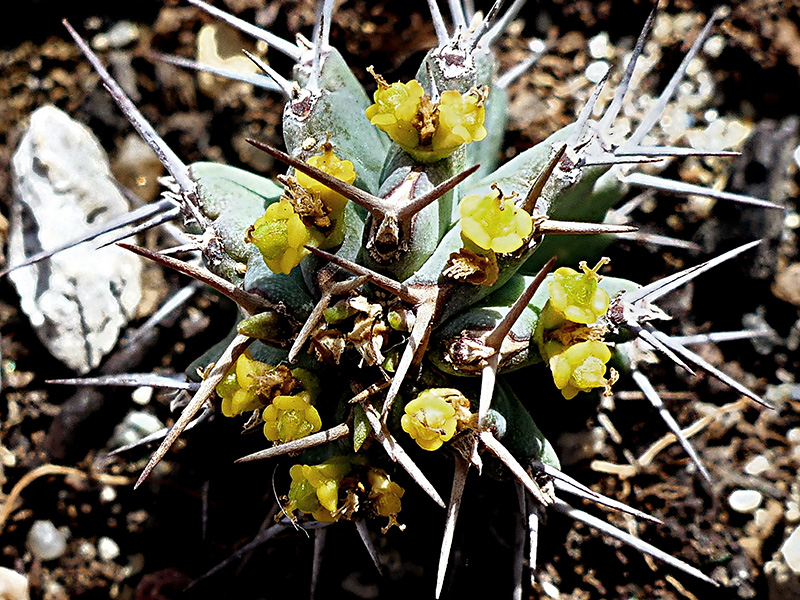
[2,1,800,599]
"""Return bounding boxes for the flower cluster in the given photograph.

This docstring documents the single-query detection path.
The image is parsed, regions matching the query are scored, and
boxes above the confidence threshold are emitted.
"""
[458,188,533,253]
[247,199,319,274]
[367,468,405,532]
[401,388,472,451]
[365,71,487,162]
[286,457,351,523]
[537,259,616,399]
[262,391,322,443]
[215,351,273,417]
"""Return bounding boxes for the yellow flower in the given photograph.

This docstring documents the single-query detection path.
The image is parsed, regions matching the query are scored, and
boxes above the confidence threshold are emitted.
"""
[401,388,469,451]
[262,391,322,443]
[215,352,270,417]
[459,188,533,253]
[295,146,356,216]
[431,89,487,157]
[547,258,611,324]
[367,468,405,532]
[247,199,317,274]
[286,458,351,523]
[547,340,613,400]
[365,78,425,150]
[365,71,487,162]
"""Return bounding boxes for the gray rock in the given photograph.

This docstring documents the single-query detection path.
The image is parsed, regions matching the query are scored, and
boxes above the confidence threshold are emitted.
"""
[26,520,68,561]
[7,105,143,373]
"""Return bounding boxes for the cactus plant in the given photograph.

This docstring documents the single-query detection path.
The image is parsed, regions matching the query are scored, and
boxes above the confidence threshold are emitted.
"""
[3,0,792,597]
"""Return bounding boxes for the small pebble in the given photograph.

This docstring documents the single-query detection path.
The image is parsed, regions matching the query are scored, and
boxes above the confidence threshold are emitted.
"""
[781,526,800,574]
[540,580,560,598]
[99,485,117,504]
[131,386,153,406]
[26,521,68,561]
[77,541,96,561]
[729,489,763,513]
[588,32,611,59]
[0,566,29,600]
[744,455,770,476]
[108,411,164,449]
[787,427,800,444]
[92,21,140,51]
[585,60,609,84]
[97,537,120,562]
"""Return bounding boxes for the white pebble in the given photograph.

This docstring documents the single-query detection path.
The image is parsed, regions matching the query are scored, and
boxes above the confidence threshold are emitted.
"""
[26,521,68,561]
[585,61,609,84]
[131,386,153,406]
[588,33,611,59]
[781,526,800,573]
[744,455,770,476]
[540,580,560,598]
[728,489,763,514]
[97,537,120,562]
[0,566,29,600]
[99,485,117,504]
[788,427,800,444]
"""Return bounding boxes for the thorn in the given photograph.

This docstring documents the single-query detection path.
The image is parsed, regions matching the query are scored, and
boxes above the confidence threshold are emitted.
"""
[480,0,528,51]
[673,328,774,346]
[152,51,284,94]
[311,528,325,600]
[0,198,178,278]
[568,70,609,147]
[633,325,696,375]
[135,334,253,489]
[622,172,783,210]
[354,520,384,576]
[614,231,701,251]
[396,164,480,221]
[46,373,199,390]
[108,408,212,457]
[535,220,638,236]
[521,143,567,214]
[551,499,720,587]
[63,20,202,224]
[247,138,387,216]
[467,0,507,50]
[614,145,740,158]
[436,457,469,599]
[187,0,302,61]
[598,1,659,131]
[305,246,419,304]
[631,370,714,487]
[235,423,350,463]
[309,7,326,91]
[381,299,437,415]
[622,7,728,149]
[540,463,663,524]
[117,243,274,316]
[624,240,762,305]
[93,205,182,250]
[447,0,467,31]
[646,329,774,409]
[478,431,549,505]
[427,0,451,45]
[241,50,294,98]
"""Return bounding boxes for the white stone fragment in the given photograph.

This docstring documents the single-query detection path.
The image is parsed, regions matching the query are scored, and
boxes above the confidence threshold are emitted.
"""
[0,567,29,600]
[131,386,153,406]
[729,489,764,514]
[588,32,611,59]
[97,537,120,562]
[7,105,143,374]
[26,520,68,561]
[540,580,560,598]
[744,455,770,476]
[782,526,800,574]
[585,61,609,84]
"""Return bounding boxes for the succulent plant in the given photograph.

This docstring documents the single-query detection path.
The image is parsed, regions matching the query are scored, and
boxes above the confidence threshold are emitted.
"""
[7,0,788,597]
